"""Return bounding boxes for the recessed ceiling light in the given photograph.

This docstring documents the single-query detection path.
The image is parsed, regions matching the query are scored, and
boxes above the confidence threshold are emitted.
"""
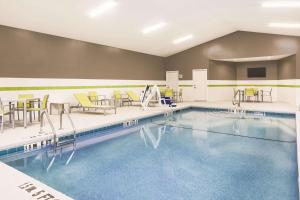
[262,1,300,7]
[173,34,193,44]
[269,23,300,28]
[142,22,167,34]
[88,0,118,18]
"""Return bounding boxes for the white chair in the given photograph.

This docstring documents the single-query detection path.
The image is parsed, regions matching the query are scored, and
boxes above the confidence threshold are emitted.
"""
[261,88,272,102]
[0,98,15,132]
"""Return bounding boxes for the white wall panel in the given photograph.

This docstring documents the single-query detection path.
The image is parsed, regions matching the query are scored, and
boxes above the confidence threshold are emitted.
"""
[0,78,165,104]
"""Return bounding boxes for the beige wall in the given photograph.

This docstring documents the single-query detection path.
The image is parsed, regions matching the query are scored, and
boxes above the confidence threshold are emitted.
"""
[165,31,299,80]
[1,26,299,82]
[208,59,294,80]
[278,55,296,80]
[208,60,236,80]
[0,25,165,80]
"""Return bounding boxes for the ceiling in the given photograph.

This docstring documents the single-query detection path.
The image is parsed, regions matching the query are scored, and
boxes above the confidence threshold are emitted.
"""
[0,0,300,57]
[212,54,294,62]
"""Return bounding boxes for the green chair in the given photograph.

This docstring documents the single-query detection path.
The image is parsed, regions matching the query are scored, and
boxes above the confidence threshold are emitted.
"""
[88,91,97,102]
[233,88,239,101]
[245,88,258,102]
[113,90,122,106]
[74,93,116,115]
[27,94,49,121]
[40,94,49,110]
[160,88,166,97]
[126,91,141,106]
[17,94,34,107]
[165,89,173,98]
[113,90,122,100]
[233,88,238,98]
[113,90,130,106]
[88,91,106,105]
[15,94,34,121]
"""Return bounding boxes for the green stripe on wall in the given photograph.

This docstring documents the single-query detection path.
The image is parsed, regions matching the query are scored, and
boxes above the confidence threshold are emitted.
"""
[208,84,300,88]
[178,84,300,88]
[0,85,166,91]
[0,84,299,91]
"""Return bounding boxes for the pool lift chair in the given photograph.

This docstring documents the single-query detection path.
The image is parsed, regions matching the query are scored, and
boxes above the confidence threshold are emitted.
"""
[140,85,176,110]
[161,88,176,107]
[161,96,176,107]
[39,108,77,172]
[140,85,162,110]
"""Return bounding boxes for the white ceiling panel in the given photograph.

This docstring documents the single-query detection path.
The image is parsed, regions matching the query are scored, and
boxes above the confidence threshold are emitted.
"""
[0,0,299,57]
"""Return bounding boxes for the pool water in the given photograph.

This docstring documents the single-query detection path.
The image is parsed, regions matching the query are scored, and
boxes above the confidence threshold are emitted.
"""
[3,110,299,200]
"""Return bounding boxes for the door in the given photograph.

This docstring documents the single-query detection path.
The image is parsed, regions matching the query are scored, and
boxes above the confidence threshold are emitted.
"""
[192,69,207,101]
[166,71,179,90]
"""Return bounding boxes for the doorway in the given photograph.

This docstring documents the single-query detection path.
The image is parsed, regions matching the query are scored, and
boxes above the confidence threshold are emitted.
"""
[166,71,179,90]
[192,69,207,101]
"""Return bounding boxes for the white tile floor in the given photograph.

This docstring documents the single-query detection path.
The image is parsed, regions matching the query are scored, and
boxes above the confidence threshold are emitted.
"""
[0,101,297,151]
[0,162,72,200]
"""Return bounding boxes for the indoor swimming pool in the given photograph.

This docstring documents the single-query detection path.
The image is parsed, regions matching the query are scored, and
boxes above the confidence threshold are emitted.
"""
[1,108,299,200]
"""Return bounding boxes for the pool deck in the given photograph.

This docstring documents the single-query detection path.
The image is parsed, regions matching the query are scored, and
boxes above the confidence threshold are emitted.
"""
[0,162,72,200]
[0,101,298,200]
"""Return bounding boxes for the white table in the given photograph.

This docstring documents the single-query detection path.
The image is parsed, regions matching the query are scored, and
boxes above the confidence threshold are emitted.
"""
[50,102,70,115]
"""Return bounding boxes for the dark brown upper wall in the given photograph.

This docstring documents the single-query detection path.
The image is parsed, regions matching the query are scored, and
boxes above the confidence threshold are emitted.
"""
[165,31,299,80]
[278,55,296,80]
[236,61,278,80]
[0,25,165,80]
[209,60,236,80]
[209,60,280,80]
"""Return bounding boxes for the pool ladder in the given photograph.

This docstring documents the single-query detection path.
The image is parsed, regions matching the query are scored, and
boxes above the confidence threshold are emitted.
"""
[40,109,76,153]
[40,108,76,153]
[228,106,246,118]
[39,109,76,171]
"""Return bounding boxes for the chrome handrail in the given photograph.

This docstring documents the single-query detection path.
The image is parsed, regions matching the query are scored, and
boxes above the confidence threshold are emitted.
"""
[62,108,76,137]
[40,109,57,145]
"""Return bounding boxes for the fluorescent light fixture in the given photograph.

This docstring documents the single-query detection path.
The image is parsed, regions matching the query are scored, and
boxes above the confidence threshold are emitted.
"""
[173,34,193,44]
[142,22,167,34]
[88,0,118,18]
[262,1,300,7]
[269,23,300,28]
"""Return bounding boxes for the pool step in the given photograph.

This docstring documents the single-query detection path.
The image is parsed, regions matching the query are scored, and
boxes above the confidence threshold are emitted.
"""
[56,138,76,148]
[55,138,76,153]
